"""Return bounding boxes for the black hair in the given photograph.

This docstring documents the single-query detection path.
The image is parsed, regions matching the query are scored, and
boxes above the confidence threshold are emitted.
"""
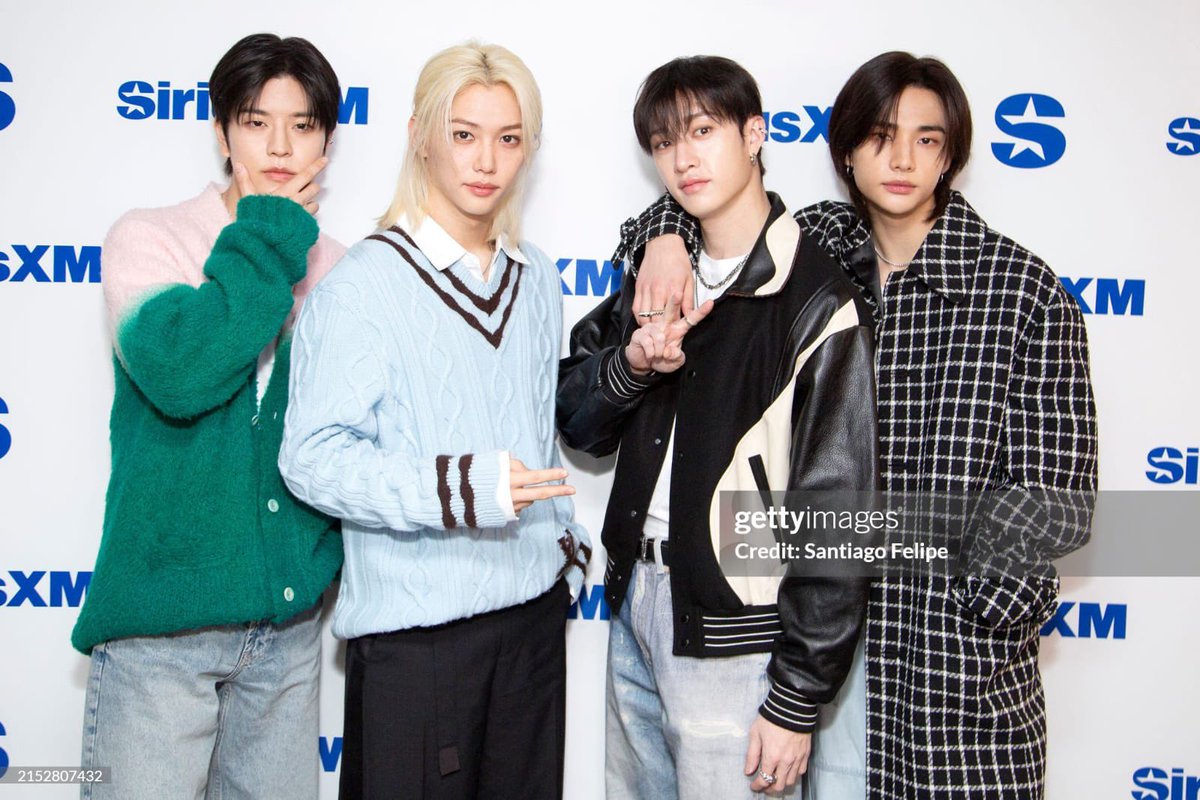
[828,51,972,222]
[209,33,340,175]
[632,55,765,175]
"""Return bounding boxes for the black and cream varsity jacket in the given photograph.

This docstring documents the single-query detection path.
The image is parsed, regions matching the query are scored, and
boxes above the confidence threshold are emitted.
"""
[556,194,879,732]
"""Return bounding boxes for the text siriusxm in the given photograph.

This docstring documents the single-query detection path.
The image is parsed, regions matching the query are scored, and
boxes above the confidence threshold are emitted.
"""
[320,736,342,773]
[762,108,831,143]
[0,250,628,293]
[1059,277,1144,316]
[568,584,609,621]
[1146,447,1199,485]
[1132,767,1200,800]
[117,81,369,125]
[0,571,92,608]
[558,259,622,297]
[1039,602,1126,639]
[0,245,101,283]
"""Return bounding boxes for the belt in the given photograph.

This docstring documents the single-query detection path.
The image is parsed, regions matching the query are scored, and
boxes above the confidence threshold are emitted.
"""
[636,536,671,568]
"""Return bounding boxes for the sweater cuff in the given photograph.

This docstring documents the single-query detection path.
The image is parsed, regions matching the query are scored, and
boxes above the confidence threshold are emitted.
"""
[234,195,319,281]
[441,451,509,529]
[759,680,819,733]
[601,348,657,405]
[495,451,517,522]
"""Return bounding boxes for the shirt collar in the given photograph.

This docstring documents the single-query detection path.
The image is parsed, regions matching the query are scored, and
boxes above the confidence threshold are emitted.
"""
[840,190,986,304]
[394,213,528,272]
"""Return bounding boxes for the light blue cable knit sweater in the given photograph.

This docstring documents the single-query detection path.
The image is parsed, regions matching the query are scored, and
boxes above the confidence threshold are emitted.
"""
[280,225,590,639]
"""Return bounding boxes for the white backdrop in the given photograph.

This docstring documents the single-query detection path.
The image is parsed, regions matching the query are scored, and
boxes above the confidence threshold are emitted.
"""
[1,1,1198,797]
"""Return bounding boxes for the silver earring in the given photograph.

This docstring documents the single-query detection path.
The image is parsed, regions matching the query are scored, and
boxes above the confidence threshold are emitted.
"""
[750,153,758,166]
[938,172,945,183]
[846,164,854,176]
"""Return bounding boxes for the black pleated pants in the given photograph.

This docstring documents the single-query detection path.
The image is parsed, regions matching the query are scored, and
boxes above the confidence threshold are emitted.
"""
[339,580,569,800]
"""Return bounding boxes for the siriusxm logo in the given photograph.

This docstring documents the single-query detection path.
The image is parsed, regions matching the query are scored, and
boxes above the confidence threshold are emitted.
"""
[991,93,1066,168]
[1146,447,1198,485]
[320,736,342,773]
[117,81,370,125]
[558,259,622,297]
[1059,277,1145,316]
[0,720,7,779]
[0,571,92,608]
[1167,118,1200,156]
[567,583,610,621]
[1131,767,1200,800]
[0,245,101,283]
[1040,601,1126,639]
[762,107,831,144]
[0,396,10,460]
[0,62,14,131]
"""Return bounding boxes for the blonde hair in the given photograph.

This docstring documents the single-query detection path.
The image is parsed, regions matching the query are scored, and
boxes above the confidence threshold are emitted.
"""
[379,41,542,242]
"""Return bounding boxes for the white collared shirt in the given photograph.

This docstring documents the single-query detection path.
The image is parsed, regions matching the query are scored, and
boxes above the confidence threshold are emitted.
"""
[395,213,529,283]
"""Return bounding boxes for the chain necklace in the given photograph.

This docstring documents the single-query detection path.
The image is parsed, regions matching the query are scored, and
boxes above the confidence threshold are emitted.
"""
[693,252,750,291]
[873,245,913,269]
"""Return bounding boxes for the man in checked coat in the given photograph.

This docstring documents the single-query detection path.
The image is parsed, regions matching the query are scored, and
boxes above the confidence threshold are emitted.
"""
[621,51,1098,799]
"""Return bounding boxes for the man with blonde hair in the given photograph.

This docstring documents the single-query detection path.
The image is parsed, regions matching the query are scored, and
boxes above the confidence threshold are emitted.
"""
[280,41,589,800]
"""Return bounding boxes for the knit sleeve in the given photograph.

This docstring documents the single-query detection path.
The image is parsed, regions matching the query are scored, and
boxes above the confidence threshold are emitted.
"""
[528,243,593,599]
[106,195,316,419]
[279,276,510,531]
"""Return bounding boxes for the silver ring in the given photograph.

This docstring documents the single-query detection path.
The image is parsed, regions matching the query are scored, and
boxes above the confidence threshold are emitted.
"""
[682,316,695,328]
[636,309,665,318]
[758,771,777,786]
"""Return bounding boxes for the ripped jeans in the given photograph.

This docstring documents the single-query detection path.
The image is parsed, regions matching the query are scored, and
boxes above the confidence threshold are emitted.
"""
[605,562,796,799]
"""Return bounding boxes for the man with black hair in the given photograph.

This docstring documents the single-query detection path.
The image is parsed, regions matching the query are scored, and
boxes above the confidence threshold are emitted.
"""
[72,33,344,798]
[557,55,878,798]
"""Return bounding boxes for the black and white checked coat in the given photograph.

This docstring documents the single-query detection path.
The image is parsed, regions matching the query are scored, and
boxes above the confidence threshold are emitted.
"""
[620,191,1098,798]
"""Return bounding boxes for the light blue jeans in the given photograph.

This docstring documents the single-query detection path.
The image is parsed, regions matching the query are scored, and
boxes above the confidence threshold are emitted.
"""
[804,635,866,800]
[606,563,865,800]
[79,602,321,800]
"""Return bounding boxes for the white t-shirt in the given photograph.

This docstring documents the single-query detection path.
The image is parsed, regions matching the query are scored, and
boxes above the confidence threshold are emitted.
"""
[643,249,748,543]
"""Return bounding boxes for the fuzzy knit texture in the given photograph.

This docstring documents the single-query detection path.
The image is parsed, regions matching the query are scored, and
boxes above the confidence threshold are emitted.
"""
[71,185,345,654]
[280,223,590,640]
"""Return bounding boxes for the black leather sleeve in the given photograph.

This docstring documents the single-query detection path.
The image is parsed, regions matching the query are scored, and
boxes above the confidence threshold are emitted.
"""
[760,321,879,732]
[556,273,660,457]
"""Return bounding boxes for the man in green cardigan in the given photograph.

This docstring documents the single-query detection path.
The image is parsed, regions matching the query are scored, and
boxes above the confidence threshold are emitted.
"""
[73,34,345,798]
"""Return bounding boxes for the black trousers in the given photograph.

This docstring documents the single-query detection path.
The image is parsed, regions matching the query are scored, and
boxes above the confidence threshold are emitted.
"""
[339,580,569,800]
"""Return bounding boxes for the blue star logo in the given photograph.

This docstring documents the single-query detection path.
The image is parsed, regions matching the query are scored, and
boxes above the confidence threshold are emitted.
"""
[1167,117,1200,156]
[991,93,1067,169]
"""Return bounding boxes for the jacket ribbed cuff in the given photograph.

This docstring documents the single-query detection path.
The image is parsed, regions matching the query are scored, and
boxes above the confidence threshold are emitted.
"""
[601,349,656,404]
[759,680,818,733]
